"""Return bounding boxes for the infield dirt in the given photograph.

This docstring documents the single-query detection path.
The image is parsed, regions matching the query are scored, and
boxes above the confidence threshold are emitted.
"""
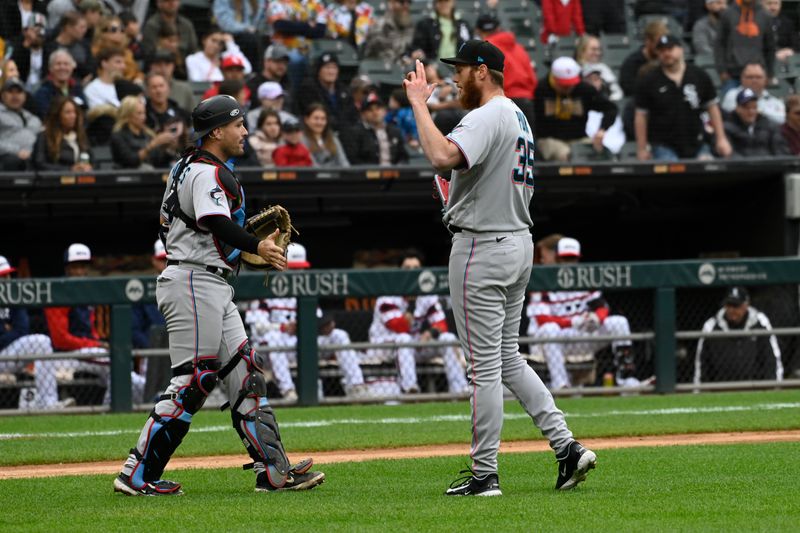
[2,430,799,480]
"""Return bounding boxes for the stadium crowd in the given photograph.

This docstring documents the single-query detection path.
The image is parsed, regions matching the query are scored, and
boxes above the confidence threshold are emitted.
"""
[2,0,800,171]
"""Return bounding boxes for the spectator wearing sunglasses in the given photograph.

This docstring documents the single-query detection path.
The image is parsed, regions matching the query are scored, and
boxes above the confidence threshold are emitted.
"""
[91,15,143,81]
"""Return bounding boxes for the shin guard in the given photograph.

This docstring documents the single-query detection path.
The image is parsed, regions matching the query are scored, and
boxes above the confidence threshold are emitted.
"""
[231,369,291,488]
[129,357,219,486]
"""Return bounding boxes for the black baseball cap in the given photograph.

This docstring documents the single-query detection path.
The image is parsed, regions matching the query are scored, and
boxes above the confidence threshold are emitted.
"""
[191,95,244,140]
[441,40,505,72]
[316,52,339,73]
[361,92,385,110]
[655,34,682,49]
[282,120,302,133]
[723,286,749,306]
[736,88,758,106]
[1,78,25,92]
[476,11,500,32]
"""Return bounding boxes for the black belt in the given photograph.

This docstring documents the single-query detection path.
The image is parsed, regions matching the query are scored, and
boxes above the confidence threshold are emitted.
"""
[447,224,463,234]
[166,260,230,278]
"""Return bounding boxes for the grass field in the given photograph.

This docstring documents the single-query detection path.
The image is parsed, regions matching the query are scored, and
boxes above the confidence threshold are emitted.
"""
[1,390,797,465]
[1,390,799,531]
[1,444,798,532]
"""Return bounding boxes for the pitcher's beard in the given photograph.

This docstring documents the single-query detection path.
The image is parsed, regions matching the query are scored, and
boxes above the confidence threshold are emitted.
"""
[458,71,482,110]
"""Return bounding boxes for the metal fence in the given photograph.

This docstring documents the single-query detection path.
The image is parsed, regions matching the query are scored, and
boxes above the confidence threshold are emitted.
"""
[1,258,800,413]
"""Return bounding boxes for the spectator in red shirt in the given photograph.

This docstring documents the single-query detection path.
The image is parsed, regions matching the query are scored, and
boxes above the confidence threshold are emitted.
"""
[44,243,145,405]
[474,11,537,127]
[44,244,106,354]
[273,120,313,167]
[541,0,585,45]
[201,55,252,106]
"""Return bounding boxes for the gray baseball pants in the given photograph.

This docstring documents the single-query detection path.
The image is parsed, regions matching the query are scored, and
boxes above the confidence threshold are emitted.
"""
[449,230,574,475]
[121,264,265,479]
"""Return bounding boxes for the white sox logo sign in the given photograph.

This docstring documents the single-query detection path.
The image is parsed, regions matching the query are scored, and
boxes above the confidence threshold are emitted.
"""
[417,270,437,293]
[698,263,716,285]
[125,279,145,302]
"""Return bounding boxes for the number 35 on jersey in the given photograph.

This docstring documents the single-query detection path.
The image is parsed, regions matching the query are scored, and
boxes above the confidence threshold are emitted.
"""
[512,111,534,189]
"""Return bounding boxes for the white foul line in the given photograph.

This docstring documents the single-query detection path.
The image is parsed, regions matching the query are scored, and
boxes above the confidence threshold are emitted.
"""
[0,402,797,441]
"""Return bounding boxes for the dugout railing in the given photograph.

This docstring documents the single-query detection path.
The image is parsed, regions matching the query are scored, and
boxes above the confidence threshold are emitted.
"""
[2,257,800,413]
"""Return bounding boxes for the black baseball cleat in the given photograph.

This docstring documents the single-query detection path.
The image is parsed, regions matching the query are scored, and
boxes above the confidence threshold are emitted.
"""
[113,473,184,496]
[255,470,326,492]
[445,469,502,496]
[555,441,597,490]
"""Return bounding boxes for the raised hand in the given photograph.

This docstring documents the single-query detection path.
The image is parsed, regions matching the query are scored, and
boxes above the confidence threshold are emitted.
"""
[402,59,435,107]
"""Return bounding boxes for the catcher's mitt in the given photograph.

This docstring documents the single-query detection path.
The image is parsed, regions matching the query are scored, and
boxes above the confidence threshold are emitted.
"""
[239,205,297,270]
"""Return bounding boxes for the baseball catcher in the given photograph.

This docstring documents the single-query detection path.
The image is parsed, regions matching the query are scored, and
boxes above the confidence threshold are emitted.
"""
[114,95,324,496]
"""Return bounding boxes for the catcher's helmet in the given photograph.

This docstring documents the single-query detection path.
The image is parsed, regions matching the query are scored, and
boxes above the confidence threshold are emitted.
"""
[191,95,244,140]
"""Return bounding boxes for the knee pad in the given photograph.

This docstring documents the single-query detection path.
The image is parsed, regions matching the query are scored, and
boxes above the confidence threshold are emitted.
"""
[223,339,269,377]
[130,409,192,485]
[231,371,291,488]
[175,357,220,414]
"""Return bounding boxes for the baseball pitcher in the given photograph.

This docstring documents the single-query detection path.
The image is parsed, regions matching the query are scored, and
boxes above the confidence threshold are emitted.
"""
[404,41,596,496]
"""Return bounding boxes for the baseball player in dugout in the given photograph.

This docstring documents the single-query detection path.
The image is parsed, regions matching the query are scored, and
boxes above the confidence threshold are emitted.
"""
[114,95,325,496]
[527,238,639,389]
[404,40,596,496]
[368,251,469,395]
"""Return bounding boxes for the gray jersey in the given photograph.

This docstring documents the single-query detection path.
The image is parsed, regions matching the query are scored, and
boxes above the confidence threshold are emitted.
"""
[444,96,534,232]
[160,160,234,270]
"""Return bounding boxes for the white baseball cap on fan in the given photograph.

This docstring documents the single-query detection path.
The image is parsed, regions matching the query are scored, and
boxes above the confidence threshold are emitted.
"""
[557,238,581,258]
[65,243,92,263]
[551,57,582,86]
[286,243,311,269]
[0,255,16,275]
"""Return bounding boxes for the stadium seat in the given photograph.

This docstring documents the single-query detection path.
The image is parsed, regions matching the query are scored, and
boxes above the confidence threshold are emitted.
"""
[409,0,429,22]
[526,44,547,71]
[602,34,633,50]
[359,59,407,87]
[768,79,795,98]
[618,141,639,161]
[775,60,800,84]
[190,81,212,96]
[570,142,614,163]
[455,0,479,27]
[407,150,429,165]
[503,17,537,39]
[92,145,114,170]
[310,39,360,68]
[603,48,630,72]
[498,0,538,20]
[692,53,716,69]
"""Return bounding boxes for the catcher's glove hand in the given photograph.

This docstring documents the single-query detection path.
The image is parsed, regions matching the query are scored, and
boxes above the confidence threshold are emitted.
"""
[239,205,297,270]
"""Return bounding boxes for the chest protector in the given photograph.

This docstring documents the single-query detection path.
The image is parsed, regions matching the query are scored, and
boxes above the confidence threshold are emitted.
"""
[160,148,246,267]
